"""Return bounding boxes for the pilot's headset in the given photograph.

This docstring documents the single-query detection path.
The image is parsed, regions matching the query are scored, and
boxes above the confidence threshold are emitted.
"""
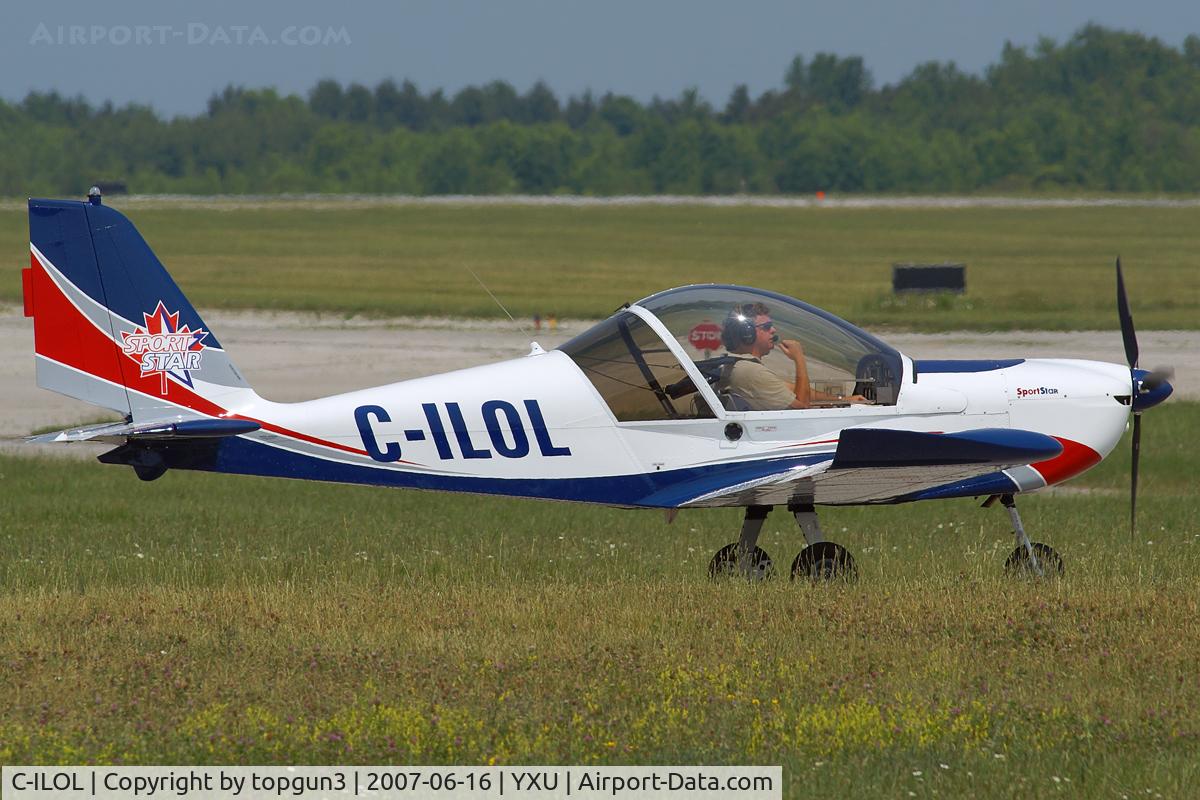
[721,305,758,350]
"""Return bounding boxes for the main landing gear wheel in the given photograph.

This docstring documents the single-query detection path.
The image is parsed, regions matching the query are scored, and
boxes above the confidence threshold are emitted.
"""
[790,542,858,583]
[708,543,775,581]
[1004,542,1064,579]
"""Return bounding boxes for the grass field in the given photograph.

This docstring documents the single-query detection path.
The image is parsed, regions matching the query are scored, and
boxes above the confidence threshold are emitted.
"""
[4,203,1199,330]
[1,402,1197,797]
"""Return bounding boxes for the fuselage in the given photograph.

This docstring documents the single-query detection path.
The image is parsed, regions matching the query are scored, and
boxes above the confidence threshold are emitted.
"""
[22,199,1158,513]
[220,349,1132,508]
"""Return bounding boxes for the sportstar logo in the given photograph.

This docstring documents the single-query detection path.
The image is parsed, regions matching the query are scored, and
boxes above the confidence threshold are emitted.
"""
[1016,386,1060,398]
[120,301,208,393]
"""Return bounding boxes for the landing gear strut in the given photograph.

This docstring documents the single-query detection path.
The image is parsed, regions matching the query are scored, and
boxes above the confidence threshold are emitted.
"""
[705,495,1065,581]
[707,504,857,582]
[993,493,1064,578]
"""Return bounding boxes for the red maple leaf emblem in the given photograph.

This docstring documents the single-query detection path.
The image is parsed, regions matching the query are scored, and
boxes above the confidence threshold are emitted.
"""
[120,301,208,394]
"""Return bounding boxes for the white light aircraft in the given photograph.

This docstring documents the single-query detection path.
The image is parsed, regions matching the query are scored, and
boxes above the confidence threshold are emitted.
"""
[23,191,1174,580]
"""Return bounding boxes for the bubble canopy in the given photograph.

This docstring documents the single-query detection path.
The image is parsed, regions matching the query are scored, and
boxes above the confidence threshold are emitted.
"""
[559,285,904,421]
[636,285,899,365]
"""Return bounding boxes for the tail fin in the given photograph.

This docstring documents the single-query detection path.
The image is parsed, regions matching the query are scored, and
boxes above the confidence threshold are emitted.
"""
[24,197,254,422]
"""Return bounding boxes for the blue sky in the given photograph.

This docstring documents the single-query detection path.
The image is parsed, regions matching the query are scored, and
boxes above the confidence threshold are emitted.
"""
[4,0,1199,117]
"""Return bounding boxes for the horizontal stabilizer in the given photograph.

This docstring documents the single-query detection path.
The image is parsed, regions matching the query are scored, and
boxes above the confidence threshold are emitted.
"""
[832,427,1062,469]
[28,417,261,445]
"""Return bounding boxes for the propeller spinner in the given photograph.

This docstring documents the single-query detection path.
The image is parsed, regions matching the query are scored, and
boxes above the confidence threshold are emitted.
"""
[1116,258,1175,541]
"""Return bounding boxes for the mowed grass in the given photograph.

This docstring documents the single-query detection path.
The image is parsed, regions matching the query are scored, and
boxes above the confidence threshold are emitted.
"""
[3,203,1199,330]
[1,404,1198,797]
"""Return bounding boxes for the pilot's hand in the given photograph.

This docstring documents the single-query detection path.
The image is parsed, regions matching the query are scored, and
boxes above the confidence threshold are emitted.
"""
[847,394,870,403]
[778,339,804,360]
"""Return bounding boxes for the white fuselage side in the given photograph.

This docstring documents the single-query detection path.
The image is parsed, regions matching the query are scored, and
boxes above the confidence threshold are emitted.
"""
[213,349,1130,506]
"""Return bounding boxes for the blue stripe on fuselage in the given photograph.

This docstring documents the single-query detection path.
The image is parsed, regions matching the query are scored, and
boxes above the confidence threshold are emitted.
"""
[205,436,831,508]
[891,470,1020,503]
[915,359,1024,373]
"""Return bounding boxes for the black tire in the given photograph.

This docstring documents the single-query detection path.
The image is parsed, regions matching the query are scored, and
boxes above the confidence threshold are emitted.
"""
[1004,542,1064,578]
[790,542,858,583]
[708,542,774,581]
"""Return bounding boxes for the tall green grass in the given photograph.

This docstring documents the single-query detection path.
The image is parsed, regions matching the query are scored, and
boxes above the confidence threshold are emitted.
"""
[4,204,1198,330]
[1,405,1197,796]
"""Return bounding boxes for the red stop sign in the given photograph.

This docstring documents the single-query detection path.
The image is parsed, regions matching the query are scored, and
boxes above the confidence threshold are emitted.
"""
[688,321,722,351]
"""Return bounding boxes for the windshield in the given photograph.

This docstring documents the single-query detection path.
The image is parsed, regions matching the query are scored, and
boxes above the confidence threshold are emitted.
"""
[636,285,903,410]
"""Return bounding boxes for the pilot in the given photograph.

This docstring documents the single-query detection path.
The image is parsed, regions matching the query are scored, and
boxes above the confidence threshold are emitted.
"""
[719,302,867,410]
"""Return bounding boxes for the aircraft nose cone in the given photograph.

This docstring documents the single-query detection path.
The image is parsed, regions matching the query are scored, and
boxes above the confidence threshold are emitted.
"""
[1132,368,1173,413]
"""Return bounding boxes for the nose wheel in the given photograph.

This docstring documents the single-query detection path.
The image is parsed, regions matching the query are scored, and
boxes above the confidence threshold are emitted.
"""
[1004,542,1063,578]
[992,493,1064,579]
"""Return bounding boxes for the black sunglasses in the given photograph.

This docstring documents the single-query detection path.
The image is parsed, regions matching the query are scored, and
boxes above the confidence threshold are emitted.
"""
[755,321,776,331]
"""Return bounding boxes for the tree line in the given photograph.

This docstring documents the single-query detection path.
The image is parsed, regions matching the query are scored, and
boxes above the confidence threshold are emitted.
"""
[4,24,1200,196]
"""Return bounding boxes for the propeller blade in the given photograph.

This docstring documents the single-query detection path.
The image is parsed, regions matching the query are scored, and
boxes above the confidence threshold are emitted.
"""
[1130,413,1141,542]
[1116,257,1139,370]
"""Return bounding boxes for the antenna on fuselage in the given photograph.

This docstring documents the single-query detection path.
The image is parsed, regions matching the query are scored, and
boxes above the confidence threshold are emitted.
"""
[463,265,534,343]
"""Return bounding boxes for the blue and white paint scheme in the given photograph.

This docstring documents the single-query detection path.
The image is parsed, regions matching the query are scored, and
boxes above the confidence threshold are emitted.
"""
[22,192,1173,580]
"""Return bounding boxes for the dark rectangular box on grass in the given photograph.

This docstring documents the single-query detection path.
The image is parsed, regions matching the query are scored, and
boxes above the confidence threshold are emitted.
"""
[892,263,966,293]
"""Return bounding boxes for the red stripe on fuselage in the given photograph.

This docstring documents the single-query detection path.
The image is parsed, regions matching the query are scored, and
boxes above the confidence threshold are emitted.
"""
[231,413,382,460]
[1029,436,1102,486]
[29,253,375,459]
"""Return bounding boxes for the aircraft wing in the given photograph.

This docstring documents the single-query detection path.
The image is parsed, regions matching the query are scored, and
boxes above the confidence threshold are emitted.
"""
[678,427,1063,508]
[27,417,261,445]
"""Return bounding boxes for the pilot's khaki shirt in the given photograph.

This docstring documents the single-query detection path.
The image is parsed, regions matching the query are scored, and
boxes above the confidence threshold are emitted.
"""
[724,356,795,411]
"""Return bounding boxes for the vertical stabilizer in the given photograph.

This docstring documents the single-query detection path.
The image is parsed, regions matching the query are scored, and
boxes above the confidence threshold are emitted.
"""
[25,197,254,421]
